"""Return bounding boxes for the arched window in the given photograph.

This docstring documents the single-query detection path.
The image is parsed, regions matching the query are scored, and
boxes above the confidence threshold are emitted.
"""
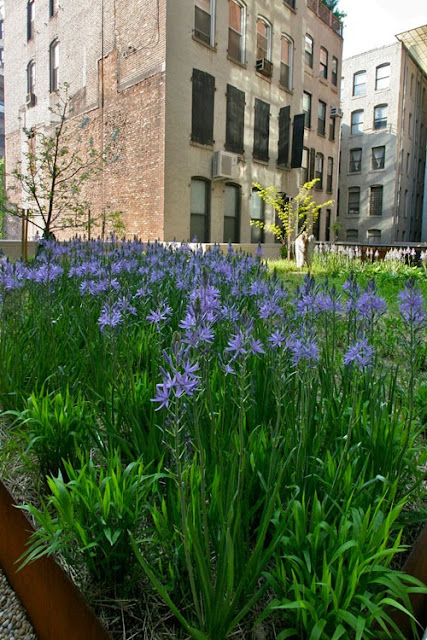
[351,109,364,134]
[27,0,35,41]
[280,34,293,90]
[224,183,241,243]
[375,63,390,90]
[194,0,216,47]
[251,187,265,244]
[373,104,388,130]
[228,0,246,64]
[353,70,366,96]
[304,34,313,68]
[348,187,360,215]
[319,47,328,79]
[26,60,36,106]
[346,229,358,241]
[256,17,272,62]
[49,39,59,91]
[369,185,383,216]
[190,178,210,242]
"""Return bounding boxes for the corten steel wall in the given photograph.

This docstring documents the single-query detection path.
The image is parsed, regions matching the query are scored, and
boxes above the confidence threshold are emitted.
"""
[4,0,166,241]
[0,480,112,640]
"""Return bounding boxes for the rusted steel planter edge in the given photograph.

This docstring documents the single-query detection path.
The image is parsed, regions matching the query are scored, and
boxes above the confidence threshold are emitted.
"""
[1,478,426,639]
[0,479,112,640]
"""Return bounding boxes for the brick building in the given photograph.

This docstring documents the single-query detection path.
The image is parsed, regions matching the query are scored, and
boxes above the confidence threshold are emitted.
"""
[4,0,342,243]
[338,28,427,245]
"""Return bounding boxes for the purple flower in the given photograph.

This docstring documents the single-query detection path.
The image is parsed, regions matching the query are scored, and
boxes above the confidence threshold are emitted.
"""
[286,336,319,366]
[268,330,286,349]
[249,337,265,356]
[98,304,123,332]
[343,339,374,369]
[225,330,248,359]
[146,302,172,327]
[356,291,387,319]
[151,383,172,410]
[398,280,426,328]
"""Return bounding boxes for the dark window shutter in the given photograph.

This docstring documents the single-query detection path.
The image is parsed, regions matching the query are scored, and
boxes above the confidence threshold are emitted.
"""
[225,85,245,154]
[49,0,54,16]
[309,147,316,180]
[278,106,291,166]
[253,98,270,162]
[191,69,215,145]
[290,113,305,168]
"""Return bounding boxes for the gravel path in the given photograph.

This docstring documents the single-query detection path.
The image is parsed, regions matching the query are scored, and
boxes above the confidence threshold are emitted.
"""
[0,567,37,640]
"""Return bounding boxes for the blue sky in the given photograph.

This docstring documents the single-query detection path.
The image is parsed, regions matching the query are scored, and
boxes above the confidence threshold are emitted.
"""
[338,0,426,58]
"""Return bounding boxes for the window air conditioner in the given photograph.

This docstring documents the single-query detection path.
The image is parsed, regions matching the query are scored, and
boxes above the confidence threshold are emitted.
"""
[212,150,236,180]
[26,92,36,107]
[256,58,273,77]
[330,106,343,118]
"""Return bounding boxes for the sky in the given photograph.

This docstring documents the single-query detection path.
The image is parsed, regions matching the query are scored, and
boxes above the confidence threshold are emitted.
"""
[338,0,426,59]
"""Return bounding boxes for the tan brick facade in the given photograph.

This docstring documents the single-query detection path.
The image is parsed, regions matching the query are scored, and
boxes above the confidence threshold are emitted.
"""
[4,0,342,243]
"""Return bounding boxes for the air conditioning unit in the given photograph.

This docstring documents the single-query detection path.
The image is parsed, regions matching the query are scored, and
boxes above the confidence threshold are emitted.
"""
[26,92,36,107]
[212,150,236,180]
[256,58,273,77]
[330,106,343,118]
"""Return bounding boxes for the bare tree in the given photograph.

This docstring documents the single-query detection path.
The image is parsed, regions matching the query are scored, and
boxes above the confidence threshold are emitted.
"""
[3,88,120,239]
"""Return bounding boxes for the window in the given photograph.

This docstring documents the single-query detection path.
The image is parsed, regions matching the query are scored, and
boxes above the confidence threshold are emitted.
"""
[253,98,270,162]
[331,56,338,86]
[194,0,215,46]
[353,71,366,96]
[372,146,385,169]
[375,63,390,90]
[225,84,245,154]
[325,209,331,241]
[348,187,360,215]
[327,157,333,192]
[301,147,309,184]
[228,0,246,64]
[369,186,383,216]
[284,0,296,8]
[27,0,35,41]
[408,113,412,137]
[27,60,36,103]
[224,184,240,243]
[373,104,387,130]
[303,91,312,128]
[278,106,290,166]
[0,48,3,65]
[49,40,59,92]
[404,189,409,218]
[317,100,326,135]
[329,116,336,141]
[251,188,265,243]
[367,229,381,244]
[346,229,358,241]
[0,19,4,40]
[191,69,215,145]
[190,178,210,242]
[315,153,324,189]
[406,153,410,174]
[351,109,363,134]
[49,0,57,18]
[319,47,328,79]
[305,34,313,68]
[256,17,272,61]
[280,35,293,90]
[349,148,361,172]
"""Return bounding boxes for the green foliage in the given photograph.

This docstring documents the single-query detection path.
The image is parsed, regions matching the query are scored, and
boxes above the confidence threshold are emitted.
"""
[263,496,424,639]
[6,387,95,479]
[20,451,165,583]
[252,180,333,259]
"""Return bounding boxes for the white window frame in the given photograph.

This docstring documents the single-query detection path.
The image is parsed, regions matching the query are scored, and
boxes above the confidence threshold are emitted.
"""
[280,34,293,90]
[228,0,246,64]
[256,16,272,62]
[194,0,216,47]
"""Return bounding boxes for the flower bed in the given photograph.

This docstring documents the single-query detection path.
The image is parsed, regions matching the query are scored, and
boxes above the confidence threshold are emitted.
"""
[0,239,426,640]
